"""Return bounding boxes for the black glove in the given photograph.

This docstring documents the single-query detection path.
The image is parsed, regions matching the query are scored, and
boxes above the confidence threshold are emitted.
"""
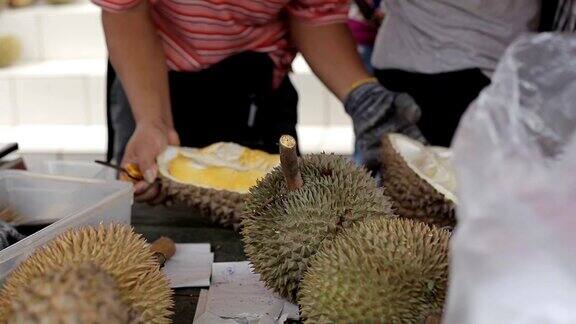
[345,81,425,171]
[0,220,25,250]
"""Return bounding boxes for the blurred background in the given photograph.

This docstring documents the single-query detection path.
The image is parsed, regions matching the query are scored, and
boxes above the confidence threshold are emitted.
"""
[0,0,354,169]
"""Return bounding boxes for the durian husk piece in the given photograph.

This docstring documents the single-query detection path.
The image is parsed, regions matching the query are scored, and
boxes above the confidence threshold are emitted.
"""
[0,36,21,68]
[300,217,450,323]
[158,143,279,230]
[242,153,395,302]
[0,224,173,323]
[6,262,143,324]
[380,133,457,228]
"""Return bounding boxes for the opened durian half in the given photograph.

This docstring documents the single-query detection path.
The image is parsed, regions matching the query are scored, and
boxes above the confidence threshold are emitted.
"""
[158,142,279,229]
[380,133,457,228]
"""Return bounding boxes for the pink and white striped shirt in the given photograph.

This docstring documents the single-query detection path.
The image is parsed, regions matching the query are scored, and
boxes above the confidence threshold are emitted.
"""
[93,0,349,86]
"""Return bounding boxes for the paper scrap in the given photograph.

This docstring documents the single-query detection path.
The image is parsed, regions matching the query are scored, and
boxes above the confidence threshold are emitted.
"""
[203,262,299,323]
[163,244,213,288]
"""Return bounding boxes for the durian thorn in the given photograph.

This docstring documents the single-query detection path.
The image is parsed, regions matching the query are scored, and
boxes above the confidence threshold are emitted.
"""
[150,237,176,267]
[279,135,303,191]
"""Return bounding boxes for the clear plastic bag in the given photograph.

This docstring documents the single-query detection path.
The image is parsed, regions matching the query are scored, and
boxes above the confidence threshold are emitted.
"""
[445,34,576,324]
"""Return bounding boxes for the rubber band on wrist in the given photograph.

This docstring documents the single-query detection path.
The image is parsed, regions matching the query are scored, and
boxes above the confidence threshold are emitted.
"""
[348,77,379,94]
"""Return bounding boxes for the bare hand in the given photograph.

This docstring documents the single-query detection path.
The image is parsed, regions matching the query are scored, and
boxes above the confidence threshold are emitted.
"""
[121,121,179,203]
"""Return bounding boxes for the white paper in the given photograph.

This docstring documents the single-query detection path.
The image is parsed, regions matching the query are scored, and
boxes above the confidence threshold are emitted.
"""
[203,262,299,323]
[163,244,213,288]
[194,289,209,323]
[194,312,238,324]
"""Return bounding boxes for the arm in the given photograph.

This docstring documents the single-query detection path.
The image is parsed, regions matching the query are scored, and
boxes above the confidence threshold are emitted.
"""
[290,18,424,171]
[289,19,371,101]
[103,0,172,130]
[102,2,179,199]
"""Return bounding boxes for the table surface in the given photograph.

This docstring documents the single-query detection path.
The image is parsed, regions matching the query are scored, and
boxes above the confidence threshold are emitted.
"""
[132,204,246,324]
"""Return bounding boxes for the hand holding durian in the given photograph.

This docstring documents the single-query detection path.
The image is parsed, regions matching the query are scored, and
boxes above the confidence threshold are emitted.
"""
[242,134,451,323]
[114,142,280,229]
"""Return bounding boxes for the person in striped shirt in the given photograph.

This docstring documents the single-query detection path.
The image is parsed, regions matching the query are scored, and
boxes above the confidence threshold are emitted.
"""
[96,0,421,201]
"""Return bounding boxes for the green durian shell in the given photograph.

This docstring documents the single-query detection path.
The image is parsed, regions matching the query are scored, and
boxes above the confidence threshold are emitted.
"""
[300,217,450,324]
[242,154,394,302]
[5,263,143,324]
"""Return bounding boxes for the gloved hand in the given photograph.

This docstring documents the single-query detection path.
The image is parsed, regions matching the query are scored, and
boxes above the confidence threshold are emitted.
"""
[345,81,425,171]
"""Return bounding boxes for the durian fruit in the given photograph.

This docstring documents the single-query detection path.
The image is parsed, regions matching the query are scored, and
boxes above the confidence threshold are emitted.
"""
[158,143,280,230]
[0,36,21,68]
[8,0,34,8]
[6,262,142,324]
[45,0,75,5]
[242,135,394,302]
[299,217,450,323]
[0,224,173,323]
[380,133,457,228]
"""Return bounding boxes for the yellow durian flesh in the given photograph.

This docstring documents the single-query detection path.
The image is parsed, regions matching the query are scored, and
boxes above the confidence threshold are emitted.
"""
[159,143,280,193]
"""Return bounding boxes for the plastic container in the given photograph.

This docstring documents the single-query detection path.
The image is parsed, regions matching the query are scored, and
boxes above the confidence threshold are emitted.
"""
[28,160,117,181]
[0,170,133,280]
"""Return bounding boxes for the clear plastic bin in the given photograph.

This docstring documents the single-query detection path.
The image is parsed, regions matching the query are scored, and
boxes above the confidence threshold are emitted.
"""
[0,170,133,280]
[29,160,117,181]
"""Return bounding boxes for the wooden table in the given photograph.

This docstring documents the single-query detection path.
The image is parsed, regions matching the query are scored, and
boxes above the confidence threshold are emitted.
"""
[132,203,246,323]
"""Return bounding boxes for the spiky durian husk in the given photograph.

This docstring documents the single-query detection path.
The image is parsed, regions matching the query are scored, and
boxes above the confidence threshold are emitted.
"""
[380,135,456,228]
[300,217,450,324]
[161,175,245,230]
[0,36,21,68]
[242,154,394,302]
[6,263,142,324]
[0,224,173,323]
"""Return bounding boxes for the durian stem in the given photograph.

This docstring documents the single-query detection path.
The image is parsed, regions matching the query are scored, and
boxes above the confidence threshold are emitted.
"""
[279,135,303,191]
[150,237,176,267]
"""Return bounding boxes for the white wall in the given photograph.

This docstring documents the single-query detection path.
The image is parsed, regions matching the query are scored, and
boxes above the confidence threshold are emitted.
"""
[0,2,354,157]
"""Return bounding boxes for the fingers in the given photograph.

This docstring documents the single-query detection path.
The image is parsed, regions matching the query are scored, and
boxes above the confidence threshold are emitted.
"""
[131,180,166,204]
[133,180,149,194]
[394,93,421,124]
[131,150,158,184]
[402,124,428,144]
[134,182,162,203]
[167,129,181,146]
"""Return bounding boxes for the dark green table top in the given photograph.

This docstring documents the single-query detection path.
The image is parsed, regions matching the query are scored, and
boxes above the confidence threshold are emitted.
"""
[131,204,246,324]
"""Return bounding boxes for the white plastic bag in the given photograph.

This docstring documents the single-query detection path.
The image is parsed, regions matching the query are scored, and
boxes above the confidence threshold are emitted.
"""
[445,33,576,324]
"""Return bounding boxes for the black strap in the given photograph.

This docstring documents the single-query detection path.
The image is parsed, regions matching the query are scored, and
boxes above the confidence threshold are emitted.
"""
[539,0,559,31]
[106,60,116,163]
[0,143,18,160]
[354,0,376,21]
